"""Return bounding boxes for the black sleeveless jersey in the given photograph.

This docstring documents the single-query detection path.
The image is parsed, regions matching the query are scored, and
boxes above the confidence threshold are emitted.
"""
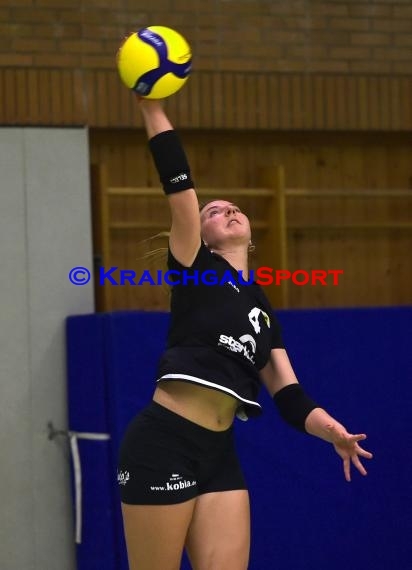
[156,242,284,420]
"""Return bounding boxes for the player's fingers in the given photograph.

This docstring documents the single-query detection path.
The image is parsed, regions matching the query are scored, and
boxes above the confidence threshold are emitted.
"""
[352,455,368,476]
[348,433,367,443]
[355,445,373,459]
[343,457,351,482]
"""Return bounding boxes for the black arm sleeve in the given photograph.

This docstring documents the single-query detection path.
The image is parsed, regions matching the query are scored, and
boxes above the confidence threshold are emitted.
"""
[149,130,194,194]
[273,383,320,433]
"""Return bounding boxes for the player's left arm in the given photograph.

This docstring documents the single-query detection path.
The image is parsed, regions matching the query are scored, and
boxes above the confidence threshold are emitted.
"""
[260,349,373,482]
[259,348,298,395]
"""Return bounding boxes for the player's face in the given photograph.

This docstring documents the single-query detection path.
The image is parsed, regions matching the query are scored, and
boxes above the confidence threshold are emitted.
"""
[200,200,251,248]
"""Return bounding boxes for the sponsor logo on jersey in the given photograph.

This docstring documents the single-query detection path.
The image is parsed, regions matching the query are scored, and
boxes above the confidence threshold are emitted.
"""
[248,307,270,333]
[218,333,256,363]
[226,280,240,293]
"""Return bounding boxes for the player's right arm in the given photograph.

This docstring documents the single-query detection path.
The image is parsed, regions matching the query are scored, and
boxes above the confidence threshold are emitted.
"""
[139,98,201,267]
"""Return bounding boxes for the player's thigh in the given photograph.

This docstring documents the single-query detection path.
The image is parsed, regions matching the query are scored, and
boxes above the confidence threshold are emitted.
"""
[121,499,196,570]
[185,489,250,570]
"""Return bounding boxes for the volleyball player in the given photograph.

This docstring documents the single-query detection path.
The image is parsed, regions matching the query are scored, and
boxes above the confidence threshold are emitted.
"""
[117,98,373,570]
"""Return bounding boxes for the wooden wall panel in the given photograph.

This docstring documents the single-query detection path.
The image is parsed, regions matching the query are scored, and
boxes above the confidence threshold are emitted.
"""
[2,68,412,131]
[90,130,412,311]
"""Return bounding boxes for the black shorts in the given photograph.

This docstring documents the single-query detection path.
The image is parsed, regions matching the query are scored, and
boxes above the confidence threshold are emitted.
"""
[117,401,247,505]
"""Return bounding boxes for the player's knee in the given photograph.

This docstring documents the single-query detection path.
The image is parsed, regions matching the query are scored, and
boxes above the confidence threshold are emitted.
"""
[191,543,249,570]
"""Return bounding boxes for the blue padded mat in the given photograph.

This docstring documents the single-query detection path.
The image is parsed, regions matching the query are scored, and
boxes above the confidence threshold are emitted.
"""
[66,307,412,570]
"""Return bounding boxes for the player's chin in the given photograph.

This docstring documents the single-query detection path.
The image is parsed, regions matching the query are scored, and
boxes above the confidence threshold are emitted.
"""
[225,232,248,245]
[225,232,251,247]
[227,223,247,234]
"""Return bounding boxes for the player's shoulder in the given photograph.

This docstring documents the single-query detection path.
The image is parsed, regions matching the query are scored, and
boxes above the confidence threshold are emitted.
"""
[168,241,216,271]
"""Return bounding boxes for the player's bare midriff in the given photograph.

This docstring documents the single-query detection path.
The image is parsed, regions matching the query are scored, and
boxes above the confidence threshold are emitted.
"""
[153,379,239,431]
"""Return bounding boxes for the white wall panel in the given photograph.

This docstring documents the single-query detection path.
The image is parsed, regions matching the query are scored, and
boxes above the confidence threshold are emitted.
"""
[0,127,94,570]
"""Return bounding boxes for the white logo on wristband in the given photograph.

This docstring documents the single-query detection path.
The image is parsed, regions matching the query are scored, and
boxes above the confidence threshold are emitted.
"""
[170,173,188,183]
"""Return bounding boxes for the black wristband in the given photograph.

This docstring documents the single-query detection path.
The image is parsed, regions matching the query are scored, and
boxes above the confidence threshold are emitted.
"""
[148,130,194,194]
[273,384,319,433]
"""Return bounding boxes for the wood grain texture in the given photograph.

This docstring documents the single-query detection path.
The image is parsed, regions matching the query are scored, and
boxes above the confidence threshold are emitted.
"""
[90,130,412,311]
[1,68,412,131]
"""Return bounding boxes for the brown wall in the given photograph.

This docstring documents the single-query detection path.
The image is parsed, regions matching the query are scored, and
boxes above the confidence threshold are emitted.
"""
[3,1,411,310]
[91,129,412,311]
[4,0,412,73]
[2,0,412,130]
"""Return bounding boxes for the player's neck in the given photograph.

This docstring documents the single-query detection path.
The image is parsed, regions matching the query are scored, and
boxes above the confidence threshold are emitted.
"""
[212,246,249,276]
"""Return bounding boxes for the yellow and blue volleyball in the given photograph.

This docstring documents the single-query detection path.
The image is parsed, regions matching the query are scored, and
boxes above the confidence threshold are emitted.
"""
[117,26,192,99]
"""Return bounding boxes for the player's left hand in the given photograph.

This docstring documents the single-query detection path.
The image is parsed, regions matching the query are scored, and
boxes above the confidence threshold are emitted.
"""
[327,424,373,482]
